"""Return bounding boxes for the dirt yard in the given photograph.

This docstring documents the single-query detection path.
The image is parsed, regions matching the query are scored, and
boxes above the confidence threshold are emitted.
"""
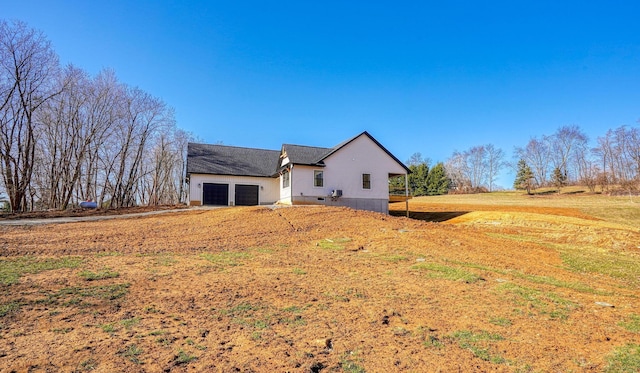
[1,194,639,372]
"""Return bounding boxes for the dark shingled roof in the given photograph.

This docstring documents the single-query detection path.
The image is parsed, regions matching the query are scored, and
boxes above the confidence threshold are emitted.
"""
[187,143,280,177]
[281,144,331,166]
[187,131,410,177]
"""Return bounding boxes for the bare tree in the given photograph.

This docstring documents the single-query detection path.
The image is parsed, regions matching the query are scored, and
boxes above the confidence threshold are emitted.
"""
[36,65,88,210]
[549,125,588,182]
[445,151,470,192]
[445,144,504,193]
[595,125,640,192]
[108,87,172,208]
[0,20,60,212]
[485,144,505,192]
[514,137,551,188]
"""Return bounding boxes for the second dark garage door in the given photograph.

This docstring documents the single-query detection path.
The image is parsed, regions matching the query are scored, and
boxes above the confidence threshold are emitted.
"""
[235,184,259,206]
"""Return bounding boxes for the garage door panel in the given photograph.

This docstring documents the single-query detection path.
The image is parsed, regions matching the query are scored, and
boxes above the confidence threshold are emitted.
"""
[203,183,228,205]
[235,184,259,206]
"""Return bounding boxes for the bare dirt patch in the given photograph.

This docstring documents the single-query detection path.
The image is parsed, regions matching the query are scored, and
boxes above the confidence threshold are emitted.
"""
[1,201,639,372]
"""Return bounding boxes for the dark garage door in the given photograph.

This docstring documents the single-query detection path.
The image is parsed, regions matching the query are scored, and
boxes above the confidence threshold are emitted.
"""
[203,183,228,205]
[235,184,259,206]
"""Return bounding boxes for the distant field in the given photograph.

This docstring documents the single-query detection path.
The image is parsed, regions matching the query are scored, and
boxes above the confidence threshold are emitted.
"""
[392,188,640,227]
[1,192,639,372]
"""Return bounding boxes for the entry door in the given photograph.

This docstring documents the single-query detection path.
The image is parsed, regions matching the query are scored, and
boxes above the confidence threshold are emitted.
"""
[203,183,229,205]
[235,184,259,206]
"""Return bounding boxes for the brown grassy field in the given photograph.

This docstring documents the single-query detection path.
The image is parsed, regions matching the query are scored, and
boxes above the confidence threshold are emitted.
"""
[1,191,639,372]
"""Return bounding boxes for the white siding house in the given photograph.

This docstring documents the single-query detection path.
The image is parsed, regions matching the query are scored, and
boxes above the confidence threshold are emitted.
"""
[187,132,409,214]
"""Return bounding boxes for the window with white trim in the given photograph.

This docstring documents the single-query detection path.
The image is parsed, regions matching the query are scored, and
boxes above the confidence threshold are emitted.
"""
[362,173,371,189]
[282,169,290,188]
[314,170,323,187]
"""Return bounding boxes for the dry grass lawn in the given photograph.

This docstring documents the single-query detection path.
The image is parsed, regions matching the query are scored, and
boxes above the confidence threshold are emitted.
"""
[1,190,639,372]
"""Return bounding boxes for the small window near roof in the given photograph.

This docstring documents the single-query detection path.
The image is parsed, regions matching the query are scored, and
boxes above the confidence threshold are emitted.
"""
[314,170,323,187]
[362,173,371,189]
[283,169,290,188]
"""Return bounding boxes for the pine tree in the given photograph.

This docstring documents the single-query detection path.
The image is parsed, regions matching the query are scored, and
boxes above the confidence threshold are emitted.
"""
[408,163,429,196]
[426,162,451,195]
[514,159,534,194]
[552,167,567,193]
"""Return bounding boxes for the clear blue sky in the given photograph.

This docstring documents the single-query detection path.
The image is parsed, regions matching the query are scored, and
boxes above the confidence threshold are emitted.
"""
[4,1,640,188]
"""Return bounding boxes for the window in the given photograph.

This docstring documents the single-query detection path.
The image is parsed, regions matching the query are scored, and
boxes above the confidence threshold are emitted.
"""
[314,170,323,187]
[282,169,290,188]
[362,173,371,189]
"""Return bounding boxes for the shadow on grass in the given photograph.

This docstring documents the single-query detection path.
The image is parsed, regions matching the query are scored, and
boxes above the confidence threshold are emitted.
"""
[389,210,470,223]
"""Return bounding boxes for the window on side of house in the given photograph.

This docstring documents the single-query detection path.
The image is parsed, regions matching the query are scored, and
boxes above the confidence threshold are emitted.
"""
[314,170,323,187]
[362,173,371,189]
[282,169,290,188]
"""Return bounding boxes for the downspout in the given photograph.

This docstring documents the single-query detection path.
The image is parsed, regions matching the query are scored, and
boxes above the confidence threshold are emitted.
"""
[290,164,294,205]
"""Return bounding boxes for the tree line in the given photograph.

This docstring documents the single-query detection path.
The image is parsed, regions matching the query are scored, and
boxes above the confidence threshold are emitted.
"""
[1,20,192,212]
[405,122,639,196]
[513,124,640,193]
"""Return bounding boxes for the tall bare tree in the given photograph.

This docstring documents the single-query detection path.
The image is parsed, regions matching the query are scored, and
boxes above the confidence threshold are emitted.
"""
[485,144,505,192]
[549,125,588,182]
[514,137,551,188]
[0,20,60,212]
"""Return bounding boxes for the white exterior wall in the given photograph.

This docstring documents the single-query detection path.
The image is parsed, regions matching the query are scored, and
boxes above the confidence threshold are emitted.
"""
[291,135,406,200]
[279,168,292,204]
[189,174,279,206]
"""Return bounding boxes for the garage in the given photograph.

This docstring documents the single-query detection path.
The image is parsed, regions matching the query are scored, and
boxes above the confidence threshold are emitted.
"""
[235,184,259,206]
[202,183,229,205]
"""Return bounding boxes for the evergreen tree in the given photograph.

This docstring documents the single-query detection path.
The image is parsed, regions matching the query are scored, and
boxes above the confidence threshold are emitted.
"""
[408,163,429,196]
[426,162,450,195]
[552,166,567,193]
[514,159,534,194]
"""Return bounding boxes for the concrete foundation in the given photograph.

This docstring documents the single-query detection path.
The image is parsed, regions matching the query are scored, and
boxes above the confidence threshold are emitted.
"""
[291,196,389,214]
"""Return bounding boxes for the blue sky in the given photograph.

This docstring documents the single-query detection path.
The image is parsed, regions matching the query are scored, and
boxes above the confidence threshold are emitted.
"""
[4,1,640,188]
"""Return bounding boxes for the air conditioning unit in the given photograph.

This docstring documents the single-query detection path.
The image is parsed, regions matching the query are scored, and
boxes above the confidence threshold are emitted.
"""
[331,189,342,197]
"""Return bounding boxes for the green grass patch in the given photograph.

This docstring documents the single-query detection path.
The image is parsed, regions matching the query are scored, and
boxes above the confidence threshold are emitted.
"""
[120,317,140,330]
[619,314,640,333]
[217,302,271,329]
[0,302,20,318]
[489,317,512,327]
[100,323,117,333]
[486,232,640,288]
[78,358,98,371]
[604,344,640,373]
[423,335,444,349]
[120,344,143,364]
[175,349,197,365]
[0,256,83,285]
[52,327,73,334]
[37,283,130,307]
[376,253,409,263]
[496,283,578,320]
[218,303,261,317]
[78,268,119,281]
[200,251,250,269]
[292,267,306,275]
[340,351,366,373]
[558,245,640,287]
[95,251,122,257]
[412,262,482,283]
[317,237,351,250]
[450,330,505,363]
[455,260,604,295]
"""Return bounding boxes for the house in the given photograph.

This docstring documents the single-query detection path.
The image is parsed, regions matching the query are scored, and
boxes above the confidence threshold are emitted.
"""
[186,131,410,214]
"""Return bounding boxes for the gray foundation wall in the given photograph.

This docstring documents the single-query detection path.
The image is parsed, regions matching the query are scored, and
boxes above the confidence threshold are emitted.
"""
[291,196,389,214]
